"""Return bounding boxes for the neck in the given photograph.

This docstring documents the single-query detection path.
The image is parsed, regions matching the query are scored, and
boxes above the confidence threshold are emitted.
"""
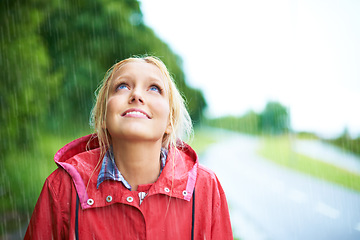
[111,139,163,191]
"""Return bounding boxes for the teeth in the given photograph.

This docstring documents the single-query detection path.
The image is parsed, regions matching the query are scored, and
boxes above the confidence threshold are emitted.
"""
[125,111,147,117]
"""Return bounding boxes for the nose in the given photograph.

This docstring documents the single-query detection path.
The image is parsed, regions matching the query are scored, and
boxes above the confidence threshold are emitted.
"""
[129,89,144,104]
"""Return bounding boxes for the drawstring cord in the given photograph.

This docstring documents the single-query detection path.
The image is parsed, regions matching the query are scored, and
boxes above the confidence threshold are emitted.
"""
[191,189,195,240]
[75,194,79,240]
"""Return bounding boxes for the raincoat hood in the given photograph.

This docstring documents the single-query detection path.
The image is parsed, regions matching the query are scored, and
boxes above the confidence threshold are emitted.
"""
[54,134,198,210]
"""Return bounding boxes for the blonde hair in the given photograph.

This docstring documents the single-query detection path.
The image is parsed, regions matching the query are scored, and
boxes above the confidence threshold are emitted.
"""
[90,56,193,158]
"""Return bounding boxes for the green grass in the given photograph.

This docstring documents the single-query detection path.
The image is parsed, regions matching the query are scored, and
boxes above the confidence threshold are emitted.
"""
[258,135,360,192]
[191,127,226,155]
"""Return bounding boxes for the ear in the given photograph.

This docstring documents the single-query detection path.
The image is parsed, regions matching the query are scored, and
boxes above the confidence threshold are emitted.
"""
[165,122,172,134]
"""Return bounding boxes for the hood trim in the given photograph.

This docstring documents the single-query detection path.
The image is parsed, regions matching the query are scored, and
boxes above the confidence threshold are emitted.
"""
[55,134,97,209]
[57,162,90,209]
[184,162,198,201]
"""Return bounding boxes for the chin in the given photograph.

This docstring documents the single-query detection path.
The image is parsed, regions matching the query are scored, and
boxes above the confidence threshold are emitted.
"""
[111,129,163,143]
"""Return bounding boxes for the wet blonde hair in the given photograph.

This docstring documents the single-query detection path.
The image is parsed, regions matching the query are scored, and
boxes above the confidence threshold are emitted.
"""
[90,56,193,158]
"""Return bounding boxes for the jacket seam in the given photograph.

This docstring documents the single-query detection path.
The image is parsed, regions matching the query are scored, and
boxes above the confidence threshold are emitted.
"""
[47,174,67,237]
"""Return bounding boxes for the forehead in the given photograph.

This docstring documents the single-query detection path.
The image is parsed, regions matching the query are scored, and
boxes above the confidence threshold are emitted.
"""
[111,61,166,84]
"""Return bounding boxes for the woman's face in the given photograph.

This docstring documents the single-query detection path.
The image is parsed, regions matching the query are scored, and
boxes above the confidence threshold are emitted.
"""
[105,61,171,144]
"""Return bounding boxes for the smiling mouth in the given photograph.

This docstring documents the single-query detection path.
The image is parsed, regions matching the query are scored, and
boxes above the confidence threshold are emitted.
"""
[122,110,150,119]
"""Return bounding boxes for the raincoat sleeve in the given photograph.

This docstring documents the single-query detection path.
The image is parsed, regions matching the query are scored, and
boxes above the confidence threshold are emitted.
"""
[25,170,70,239]
[211,176,233,239]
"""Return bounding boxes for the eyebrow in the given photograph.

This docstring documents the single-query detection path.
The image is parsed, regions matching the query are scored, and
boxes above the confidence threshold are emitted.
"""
[112,74,130,82]
[112,74,164,85]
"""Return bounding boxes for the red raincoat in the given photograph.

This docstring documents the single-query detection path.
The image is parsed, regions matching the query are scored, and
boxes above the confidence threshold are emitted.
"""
[25,135,233,239]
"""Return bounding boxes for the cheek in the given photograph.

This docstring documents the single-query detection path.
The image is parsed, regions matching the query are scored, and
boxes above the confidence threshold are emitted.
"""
[106,96,120,114]
[105,98,118,125]
[104,103,112,122]
[154,99,170,118]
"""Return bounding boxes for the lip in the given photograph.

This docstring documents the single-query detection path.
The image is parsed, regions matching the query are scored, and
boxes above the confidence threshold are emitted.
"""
[121,108,151,119]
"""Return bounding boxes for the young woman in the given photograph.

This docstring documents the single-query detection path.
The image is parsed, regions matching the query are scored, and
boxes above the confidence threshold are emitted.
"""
[25,56,233,239]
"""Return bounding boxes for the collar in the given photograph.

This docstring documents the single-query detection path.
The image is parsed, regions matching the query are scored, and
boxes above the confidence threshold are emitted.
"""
[96,147,168,190]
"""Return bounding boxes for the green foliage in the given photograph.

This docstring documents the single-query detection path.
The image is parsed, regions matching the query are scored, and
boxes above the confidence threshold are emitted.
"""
[260,101,290,134]
[205,110,260,135]
[296,131,320,140]
[326,129,360,156]
[0,132,84,236]
[191,127,227,155]
[205,101,290,135]
[186,88,207,125]
[0,0,62,154]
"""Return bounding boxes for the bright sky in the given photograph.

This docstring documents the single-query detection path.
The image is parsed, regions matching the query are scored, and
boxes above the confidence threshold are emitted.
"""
[139,0,360,138]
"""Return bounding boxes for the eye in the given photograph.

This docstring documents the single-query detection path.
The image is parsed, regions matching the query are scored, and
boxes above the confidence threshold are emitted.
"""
[116,83,129,91]
[149,85,162,93]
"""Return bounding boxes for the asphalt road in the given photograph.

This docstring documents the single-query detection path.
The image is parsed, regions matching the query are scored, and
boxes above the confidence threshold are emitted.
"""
[200,134,360,240]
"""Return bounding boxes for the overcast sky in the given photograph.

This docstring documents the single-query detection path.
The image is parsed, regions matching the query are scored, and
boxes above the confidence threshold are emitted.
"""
[139,0,360,138]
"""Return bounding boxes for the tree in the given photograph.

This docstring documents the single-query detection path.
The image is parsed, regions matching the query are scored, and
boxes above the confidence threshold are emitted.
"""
[259,101,290,134]
[0,0,61,153]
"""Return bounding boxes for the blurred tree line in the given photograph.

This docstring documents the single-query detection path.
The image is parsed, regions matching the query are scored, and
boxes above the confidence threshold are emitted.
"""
[206,101,360,156]
[326,128,360,156]
[0,0,206,155]
[205,101,290,135]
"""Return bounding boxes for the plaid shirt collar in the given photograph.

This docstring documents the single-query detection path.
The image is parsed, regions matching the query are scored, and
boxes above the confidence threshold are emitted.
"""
[97,147,168,190]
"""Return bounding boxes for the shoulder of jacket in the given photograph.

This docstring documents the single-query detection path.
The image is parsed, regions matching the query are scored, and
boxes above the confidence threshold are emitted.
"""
[196,164,226,193]
[47,167,71,183]
[197,163,217,177]
[42,167,73,201]
[46,167,72,187]
[196,163,220,185]
[195,164,227,206]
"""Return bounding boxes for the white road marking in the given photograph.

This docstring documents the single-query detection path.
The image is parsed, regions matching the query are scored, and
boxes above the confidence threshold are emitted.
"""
[355,222,360,231]
[315,202,340,219]
[288,189,308,204]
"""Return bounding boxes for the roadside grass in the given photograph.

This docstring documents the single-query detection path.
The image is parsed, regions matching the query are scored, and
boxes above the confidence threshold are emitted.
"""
[257,135,360,192]
[191,127,227,155]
